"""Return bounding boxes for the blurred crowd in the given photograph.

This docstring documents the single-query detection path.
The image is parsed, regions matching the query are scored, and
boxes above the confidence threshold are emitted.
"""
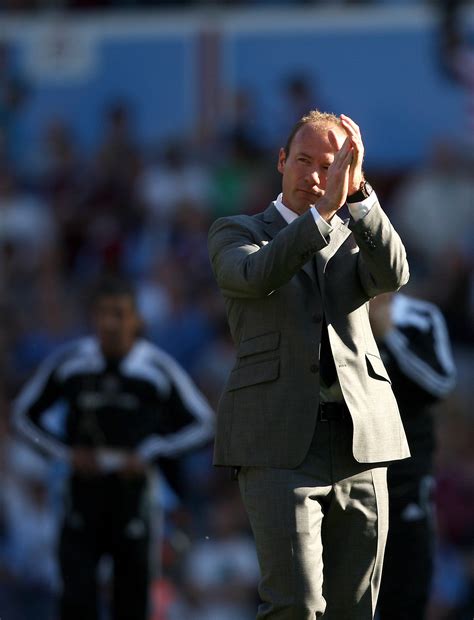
[0,0,453,14]
[0,14,473,619]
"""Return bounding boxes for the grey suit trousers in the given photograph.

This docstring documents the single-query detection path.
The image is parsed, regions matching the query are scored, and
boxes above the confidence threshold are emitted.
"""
[238,417,388,619]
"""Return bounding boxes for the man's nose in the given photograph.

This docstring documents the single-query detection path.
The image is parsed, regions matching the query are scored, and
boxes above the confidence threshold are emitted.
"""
[102,317,119,331]
[306,170,320,186]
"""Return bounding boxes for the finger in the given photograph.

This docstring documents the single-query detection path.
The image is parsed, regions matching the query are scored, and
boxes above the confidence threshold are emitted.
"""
[342,147,354,168]
[331,137,351,163]
[342,125,363,154]
[343,126,363,165]
[350,140,364,165]
[340,114,360,135]
[338,137,352,157]
[332,145,353,174]
[341,121,363,152]
[328,128,342,151]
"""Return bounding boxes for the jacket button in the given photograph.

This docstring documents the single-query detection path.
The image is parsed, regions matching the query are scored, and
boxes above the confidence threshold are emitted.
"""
[312,314,322,324]
[310,364,319,373]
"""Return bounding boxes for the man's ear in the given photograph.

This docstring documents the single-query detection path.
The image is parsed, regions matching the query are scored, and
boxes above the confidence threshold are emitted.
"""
[277,148,286,174]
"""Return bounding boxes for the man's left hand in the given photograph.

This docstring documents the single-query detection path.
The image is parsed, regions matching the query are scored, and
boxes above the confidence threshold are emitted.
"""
[340,114,365,195]
[121,453,148,478]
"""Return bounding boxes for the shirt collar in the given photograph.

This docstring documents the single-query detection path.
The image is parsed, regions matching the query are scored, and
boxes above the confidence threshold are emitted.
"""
[274,193,299,224]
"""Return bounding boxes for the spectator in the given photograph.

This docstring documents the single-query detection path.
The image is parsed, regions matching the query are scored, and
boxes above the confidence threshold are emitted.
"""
[12,276,214,620]
[0,439,59,620]
[181,492,260,620]
[370,292,456,619]
[0,40,29,163]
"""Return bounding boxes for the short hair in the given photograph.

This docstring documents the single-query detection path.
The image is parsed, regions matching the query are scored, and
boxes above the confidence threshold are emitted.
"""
[90,275,137,308]
[284,110,342,155]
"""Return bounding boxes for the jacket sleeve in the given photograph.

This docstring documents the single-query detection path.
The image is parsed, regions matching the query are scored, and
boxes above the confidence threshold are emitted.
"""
[350,201,410,297]
[13,347,71,461]
[208,210,328,299]
[383,299,456,401]
[136,351,215,462]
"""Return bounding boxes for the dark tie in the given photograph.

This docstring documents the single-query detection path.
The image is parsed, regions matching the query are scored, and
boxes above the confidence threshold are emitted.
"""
[320,316,338,387]
[310,256,338,387]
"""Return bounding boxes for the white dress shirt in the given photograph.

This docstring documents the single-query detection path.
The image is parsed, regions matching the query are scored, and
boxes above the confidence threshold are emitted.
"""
[273,191,377,402]
[274,191,376,231]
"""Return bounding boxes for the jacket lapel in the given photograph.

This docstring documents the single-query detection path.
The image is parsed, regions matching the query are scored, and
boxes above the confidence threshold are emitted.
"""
[263,204,317,283]
[261,204,351,288]
[315,215,351,293]
[262,203,287,239]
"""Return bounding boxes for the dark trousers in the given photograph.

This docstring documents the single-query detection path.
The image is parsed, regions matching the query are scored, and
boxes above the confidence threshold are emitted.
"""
[377,474,434,620]
[58,474,150,620]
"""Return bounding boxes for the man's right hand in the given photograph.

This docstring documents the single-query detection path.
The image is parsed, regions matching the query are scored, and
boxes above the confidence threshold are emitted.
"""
[71,447,100,476]
[316,133,353,222]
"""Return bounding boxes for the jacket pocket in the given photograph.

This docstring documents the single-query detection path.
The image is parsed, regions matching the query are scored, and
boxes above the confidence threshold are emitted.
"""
[227,358,280,391]
[365,352,391,383]
[237,331,280,358]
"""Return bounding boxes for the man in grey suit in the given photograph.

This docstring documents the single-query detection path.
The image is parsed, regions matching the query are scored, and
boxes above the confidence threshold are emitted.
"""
[208,110,410,619]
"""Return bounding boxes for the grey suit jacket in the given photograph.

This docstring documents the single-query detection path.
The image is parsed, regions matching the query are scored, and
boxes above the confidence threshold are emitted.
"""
[208,200,411,468]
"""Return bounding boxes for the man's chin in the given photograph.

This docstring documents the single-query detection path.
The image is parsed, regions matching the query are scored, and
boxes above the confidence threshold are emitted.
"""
[297,191,322,208]
[100,341,125,358]
[296,198,316,214]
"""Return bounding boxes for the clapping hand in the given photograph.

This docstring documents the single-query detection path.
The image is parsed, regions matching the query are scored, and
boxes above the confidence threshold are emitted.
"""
[317,133,353,220]
[340,114,365,196]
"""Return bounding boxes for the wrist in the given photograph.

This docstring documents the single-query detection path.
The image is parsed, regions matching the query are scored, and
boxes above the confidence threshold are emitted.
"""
[316,197,338,222]
[347,179,373,203]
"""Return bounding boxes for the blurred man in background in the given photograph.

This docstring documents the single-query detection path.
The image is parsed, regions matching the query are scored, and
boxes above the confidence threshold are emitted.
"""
[370,292,456,620]
[13,276,214,620]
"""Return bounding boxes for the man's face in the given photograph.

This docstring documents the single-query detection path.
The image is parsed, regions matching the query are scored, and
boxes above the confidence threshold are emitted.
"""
[277,122,346,215]
[93,294,141,358]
